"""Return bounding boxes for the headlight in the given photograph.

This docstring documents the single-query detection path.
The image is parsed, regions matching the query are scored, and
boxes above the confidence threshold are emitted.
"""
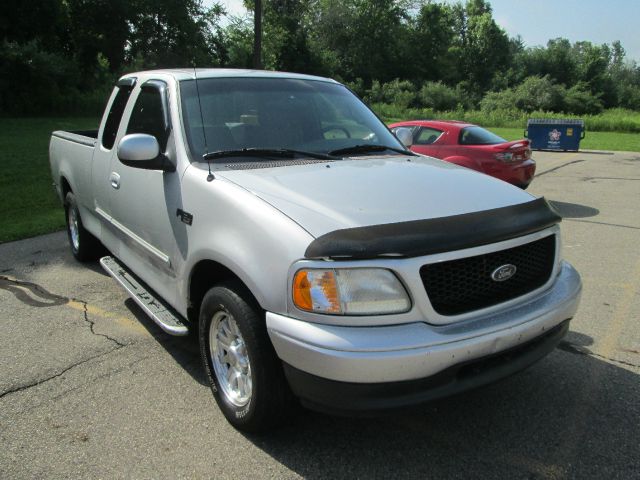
[292,268,410,315]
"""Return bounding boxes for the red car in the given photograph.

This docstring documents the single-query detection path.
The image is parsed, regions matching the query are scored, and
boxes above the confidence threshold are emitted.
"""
[389,120,536,189]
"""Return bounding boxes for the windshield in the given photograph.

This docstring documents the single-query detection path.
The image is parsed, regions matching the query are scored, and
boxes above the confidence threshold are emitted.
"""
[179,77,405,159]
[459,126,506,145]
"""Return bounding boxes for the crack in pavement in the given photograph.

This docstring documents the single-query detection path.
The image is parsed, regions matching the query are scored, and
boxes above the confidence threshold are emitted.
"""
[0,346,125,400]
[0,275,131,348]
[71,298,128,348]
[535,159,585,177]
[566,218,640,231]
[558,341,640,369]
[13,354,153,416]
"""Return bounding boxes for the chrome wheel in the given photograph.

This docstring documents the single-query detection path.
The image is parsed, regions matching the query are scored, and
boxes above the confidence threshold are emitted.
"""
[68,206,80,251]
[209,311,252,407]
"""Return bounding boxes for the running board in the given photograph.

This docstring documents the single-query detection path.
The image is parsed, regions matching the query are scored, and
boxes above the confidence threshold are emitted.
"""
[100,256,189,336]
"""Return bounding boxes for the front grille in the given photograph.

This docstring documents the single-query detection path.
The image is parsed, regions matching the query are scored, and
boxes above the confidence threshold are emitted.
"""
[420,235,556,316]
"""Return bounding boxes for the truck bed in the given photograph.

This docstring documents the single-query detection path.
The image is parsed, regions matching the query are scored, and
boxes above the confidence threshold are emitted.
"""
[51,129,99,147]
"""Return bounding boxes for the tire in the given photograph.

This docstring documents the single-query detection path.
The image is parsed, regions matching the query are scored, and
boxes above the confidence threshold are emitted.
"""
[64,191,102,262]
[199,281,293,432]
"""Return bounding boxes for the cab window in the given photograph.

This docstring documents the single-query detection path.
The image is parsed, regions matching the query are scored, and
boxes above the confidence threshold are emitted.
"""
[126,87,169,151]
[415,127,443,145]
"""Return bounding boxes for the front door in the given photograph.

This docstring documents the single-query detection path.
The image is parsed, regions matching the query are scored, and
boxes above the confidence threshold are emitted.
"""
[107,80,182,306]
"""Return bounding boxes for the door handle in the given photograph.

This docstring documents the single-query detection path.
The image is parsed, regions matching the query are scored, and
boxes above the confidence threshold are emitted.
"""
[110,172,121,190]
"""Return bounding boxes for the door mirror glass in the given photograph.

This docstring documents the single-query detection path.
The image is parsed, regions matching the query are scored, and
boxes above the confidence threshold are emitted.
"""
[117,133,160,162]
[394,127,413,148]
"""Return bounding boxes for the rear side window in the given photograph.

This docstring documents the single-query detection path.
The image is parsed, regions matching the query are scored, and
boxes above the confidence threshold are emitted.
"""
[459,126,506,145]
[126,87,169,151]
[101,85,134,150]
[415,127,443,145]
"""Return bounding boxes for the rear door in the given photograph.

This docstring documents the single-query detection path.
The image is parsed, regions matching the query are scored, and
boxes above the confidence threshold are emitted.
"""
[91,78,136,254]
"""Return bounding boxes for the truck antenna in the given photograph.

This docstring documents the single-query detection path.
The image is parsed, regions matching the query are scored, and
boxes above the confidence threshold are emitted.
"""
[193,65,214,181]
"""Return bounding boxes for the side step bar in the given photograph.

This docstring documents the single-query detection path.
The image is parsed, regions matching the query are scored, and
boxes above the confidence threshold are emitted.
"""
[100,256,189,336]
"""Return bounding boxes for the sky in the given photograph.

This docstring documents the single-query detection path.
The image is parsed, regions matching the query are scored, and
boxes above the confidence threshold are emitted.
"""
[210,0,640,63]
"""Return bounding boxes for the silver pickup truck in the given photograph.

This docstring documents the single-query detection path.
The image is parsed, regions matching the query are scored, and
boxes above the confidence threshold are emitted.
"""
[49,69,582,432]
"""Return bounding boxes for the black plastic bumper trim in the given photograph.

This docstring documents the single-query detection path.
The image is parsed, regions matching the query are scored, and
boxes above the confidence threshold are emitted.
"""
[283,319,570,415]
[304,197,561,260]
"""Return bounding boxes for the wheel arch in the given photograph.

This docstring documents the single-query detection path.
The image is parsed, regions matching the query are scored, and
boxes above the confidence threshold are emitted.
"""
[60,176,73,200]
[187,259,261,327]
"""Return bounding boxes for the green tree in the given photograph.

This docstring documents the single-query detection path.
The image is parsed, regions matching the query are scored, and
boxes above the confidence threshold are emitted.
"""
[309,0,409,84]
[409,2,456,83]
[449,0,510,91]
[127,0,226,68]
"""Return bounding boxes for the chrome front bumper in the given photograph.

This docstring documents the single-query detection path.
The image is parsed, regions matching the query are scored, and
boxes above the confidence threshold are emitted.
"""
[266,261,581,384]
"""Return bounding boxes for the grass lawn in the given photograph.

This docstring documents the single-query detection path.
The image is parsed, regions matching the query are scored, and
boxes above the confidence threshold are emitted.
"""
[0,117,98,243]
[488,127,640,152]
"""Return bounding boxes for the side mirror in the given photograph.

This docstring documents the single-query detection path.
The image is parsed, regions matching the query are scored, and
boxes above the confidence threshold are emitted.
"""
[394,127,413,148]
[117,134,175,171]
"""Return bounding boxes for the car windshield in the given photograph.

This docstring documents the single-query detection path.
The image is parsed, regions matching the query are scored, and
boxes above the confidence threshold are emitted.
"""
[179,77,405,159]
[459,126,506,145]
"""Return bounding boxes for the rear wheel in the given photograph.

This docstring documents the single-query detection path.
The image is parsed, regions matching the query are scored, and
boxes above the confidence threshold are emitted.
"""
[198,281,293,432]
[64,192,102,262]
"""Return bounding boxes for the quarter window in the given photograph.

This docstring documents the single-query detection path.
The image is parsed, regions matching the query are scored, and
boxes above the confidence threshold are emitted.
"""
[101,85,134,150]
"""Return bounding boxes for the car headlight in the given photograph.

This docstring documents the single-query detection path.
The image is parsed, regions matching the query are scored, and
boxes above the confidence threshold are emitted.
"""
[292,268,410,315]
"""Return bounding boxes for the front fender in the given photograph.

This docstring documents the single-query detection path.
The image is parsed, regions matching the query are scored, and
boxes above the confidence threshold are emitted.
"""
[179,169,315,315]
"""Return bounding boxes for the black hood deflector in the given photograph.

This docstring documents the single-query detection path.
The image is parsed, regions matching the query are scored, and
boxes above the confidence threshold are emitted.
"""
[304,197,561,260]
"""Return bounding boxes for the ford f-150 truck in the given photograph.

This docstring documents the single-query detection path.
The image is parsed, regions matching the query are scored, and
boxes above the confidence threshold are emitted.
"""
[49,69,582,432]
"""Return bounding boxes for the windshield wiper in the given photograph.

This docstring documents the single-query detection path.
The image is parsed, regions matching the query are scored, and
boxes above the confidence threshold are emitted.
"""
[328,144,415,157]
[203,148,336,161]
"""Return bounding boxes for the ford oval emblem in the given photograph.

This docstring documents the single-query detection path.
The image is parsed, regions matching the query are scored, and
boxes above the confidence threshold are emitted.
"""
[491,264,517,282]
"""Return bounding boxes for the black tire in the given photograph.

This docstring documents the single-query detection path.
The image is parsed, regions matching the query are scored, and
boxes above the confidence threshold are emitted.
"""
[64,191,102,262]
[198,281,293,432]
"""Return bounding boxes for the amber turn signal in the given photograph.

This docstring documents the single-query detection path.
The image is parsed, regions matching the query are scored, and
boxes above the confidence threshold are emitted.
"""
[292,269,341,313]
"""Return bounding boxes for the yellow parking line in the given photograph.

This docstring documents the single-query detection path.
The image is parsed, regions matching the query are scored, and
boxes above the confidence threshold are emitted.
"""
[66,299,151,336]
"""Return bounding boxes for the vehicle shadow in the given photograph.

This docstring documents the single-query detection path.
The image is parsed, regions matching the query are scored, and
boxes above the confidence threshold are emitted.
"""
[240,332,639,479]
[110,306,639,478]
[123,298,208,386]
[549,200,600,218]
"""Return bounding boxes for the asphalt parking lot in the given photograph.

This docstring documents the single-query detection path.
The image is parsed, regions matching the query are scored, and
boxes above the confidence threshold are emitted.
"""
[1,150,639,479]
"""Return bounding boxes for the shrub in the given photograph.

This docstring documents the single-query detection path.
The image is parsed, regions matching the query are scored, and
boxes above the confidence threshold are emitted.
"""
[563,82,603,115]
[417,81,460,111]
[344,78,366,98]
[366,79,417,108]
[617,84,640,111]
[480,75,566,113]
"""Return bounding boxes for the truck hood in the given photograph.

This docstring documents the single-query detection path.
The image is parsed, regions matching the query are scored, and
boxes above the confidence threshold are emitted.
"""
[216,155,535,238]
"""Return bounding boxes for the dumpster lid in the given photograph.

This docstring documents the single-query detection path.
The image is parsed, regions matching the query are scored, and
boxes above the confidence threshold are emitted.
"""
[527,118,584,126]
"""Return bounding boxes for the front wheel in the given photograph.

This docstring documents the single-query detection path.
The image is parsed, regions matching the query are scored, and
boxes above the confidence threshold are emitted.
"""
[198,281,293,432]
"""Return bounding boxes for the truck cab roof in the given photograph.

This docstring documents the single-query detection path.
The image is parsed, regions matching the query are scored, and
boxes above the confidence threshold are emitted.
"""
[119,68,339,84]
